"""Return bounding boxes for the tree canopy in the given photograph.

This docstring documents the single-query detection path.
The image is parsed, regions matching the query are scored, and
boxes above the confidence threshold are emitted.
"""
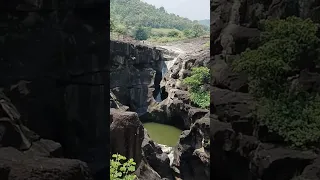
[110,0,208,31]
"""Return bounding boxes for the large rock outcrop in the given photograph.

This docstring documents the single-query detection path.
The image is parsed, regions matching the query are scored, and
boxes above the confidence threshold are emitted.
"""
[172,116,210,180]
[211,0,320,180]
[110,108,173,179]
[110,41,163,115]
[0,0,108,177]
[0,91,93,180]
[145,48,210,130]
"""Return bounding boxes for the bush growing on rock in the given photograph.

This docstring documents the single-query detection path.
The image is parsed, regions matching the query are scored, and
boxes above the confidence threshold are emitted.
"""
[233,16,320,147]
[183,66,210,108]
[110,154,136,180]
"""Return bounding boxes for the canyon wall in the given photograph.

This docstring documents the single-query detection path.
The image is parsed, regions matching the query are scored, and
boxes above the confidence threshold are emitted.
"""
[211,0,320,180]
[0,0,109,178]
[110,40,164,115]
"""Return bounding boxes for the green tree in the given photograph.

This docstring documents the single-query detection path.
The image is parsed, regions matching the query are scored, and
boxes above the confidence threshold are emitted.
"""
[191,24,205,37]
[134,26,149,40]
[232,17,320,147]
[114,23,127,40]
[110,0,206,31]
[110,154,136,180]
[183,29,193,38]
[183,67,210,108]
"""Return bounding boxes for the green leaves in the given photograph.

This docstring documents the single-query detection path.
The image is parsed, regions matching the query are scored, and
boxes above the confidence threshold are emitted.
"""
[257,96,320,147]
[134,27,150,40]
[183,67,210,108]
[110,154,136,180]
[233,16,320,147]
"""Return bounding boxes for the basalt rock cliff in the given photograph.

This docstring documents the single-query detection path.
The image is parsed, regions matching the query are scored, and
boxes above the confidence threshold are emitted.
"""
[0,0,108,179]
[211,0,320,180]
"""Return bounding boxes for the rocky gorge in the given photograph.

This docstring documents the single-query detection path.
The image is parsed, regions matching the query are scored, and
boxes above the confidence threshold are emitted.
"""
[110,38,210,180]
[211,0,320,180]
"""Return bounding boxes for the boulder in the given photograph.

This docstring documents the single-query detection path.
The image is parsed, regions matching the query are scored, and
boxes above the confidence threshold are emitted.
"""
[110,108,144,167]
[0,147,92,180]
[172,117,210,180]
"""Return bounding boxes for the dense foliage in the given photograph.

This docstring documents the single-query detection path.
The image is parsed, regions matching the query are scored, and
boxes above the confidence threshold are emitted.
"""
[183,67,210,109]
[110,0,207,30]
[233,17,320,147]
[110,154,136,180]
[110,0,208,41]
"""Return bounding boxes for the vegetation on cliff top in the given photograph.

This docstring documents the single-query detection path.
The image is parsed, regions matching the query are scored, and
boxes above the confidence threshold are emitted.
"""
[233,16,320,147]
[183,67,210,109]
[110,0,208,42]
[110,154,136,180]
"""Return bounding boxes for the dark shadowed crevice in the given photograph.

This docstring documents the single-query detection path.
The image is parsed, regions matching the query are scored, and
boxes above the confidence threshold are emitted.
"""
[168,115,186,130]
[261,158,313,180]
[160,86,168,100]
[153,69,162,102]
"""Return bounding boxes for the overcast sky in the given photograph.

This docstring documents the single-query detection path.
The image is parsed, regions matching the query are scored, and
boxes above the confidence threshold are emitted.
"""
[142,0,210,21]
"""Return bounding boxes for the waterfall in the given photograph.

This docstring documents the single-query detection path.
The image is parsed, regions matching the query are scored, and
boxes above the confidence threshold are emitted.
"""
[155,55,179,102]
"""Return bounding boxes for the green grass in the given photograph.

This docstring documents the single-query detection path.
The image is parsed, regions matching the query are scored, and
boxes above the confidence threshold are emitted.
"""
[143,122,182,147]
[148,28,185,43]
[151,28,182,35]
[148,36,186,43]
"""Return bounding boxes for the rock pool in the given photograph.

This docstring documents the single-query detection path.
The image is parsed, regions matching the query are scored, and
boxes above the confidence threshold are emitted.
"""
[143,122,182,147]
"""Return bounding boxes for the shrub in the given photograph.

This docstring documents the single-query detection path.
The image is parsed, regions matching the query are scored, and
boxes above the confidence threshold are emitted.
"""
[257,95,320,147]
[110,154,136,180]
[134,26,150,40]
[167,30,180,37]
[233,17,320,99]
[183,67,210,108]
[232,16,320,147]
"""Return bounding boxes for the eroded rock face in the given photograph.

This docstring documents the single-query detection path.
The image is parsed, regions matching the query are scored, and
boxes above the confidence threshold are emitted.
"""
[211,0,320,179]
[144,48,210,129]
[0,0,109,176]
[173,117,210,180]
[110,41,163,115]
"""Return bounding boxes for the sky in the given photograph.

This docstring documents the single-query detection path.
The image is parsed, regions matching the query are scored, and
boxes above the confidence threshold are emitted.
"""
[141,0,210,21]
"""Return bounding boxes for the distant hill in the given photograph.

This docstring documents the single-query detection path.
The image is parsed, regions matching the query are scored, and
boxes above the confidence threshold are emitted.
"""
[198,19,210,27]
[110,0,207,31]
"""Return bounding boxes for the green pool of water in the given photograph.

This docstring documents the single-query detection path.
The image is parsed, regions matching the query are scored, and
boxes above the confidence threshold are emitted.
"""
[143,122,182,147]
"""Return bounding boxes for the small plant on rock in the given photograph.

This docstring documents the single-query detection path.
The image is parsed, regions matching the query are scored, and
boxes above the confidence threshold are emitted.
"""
[110,153,136,180]
[183,66,210,108]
